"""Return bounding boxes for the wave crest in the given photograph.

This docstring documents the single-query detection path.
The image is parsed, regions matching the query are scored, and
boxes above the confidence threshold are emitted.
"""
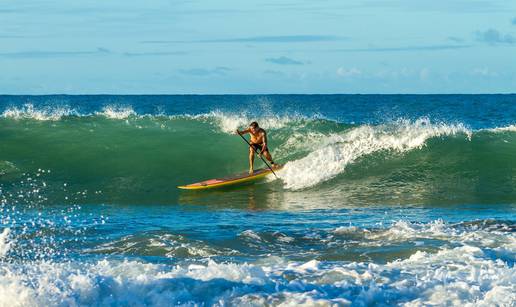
[1,104,76,121]
[280,118,472,190]
[488,124,516,132]
[190,110,312,134]
[95,105,137,119]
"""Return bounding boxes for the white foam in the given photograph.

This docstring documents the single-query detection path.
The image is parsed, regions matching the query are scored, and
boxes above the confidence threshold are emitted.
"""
[0,228,12,258]
[361,220,516,253]
[386,246,515,306]
[239,229,263,241]
[96,105,136,119]
[333,219,516,264]
[280,118,471,190]
[1,104,76,121]
[488,124,516,132]
[0,219,514,306]
[364,219,450,243]
[0,243,513,306]
[334,225,365,234]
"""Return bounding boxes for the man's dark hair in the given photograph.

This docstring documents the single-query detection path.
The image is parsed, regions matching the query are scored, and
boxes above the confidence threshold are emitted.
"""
[250,121,259,128]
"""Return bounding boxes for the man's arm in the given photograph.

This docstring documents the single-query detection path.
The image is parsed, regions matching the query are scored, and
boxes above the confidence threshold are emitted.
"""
[261,131,268,151]
[236,128,250,135]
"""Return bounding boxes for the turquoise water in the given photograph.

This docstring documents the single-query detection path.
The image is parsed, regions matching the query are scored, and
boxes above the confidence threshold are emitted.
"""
[0,95,515,306]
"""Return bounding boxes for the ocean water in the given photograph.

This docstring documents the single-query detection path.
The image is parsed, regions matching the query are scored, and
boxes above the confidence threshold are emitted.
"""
[0,94,514,306]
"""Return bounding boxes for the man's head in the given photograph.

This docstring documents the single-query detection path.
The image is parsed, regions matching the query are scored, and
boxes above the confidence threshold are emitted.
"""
[249,121,259,133]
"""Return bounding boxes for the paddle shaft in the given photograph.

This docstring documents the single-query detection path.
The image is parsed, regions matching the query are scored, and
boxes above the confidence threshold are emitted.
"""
[238,133,278,178]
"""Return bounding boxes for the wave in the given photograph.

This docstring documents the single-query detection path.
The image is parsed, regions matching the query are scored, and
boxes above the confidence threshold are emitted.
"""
[86,232,238,258]
[1,104,140,120]
[1,251,512,306]
[0,111,515,204]
[2,103,515,133]
[335,219,515,254]
[1,102,515,132]
[0,219,514,306]
[0,104,316,133]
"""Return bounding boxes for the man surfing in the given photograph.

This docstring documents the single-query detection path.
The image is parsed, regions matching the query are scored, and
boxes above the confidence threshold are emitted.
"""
[236,121,277,174]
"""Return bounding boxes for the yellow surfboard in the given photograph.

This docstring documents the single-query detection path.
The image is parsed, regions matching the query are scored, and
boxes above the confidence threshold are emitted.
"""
[177,166,282,190]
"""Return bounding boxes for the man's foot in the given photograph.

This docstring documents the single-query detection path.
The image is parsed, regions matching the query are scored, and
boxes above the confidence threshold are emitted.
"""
[249,168,254,175]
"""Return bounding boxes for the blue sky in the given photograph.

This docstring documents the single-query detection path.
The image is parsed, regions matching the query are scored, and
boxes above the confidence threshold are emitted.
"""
[1,0,515,94]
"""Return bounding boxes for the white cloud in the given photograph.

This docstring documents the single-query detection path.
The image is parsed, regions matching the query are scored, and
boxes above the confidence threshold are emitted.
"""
[336,67,361,77]
[419,68,430,80]
[471,67,498,77]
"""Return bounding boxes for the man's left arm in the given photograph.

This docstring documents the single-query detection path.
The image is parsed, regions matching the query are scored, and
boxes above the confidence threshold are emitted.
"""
[261,131,268,152]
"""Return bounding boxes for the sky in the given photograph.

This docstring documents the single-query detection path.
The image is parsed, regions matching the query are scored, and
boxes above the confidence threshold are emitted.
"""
[1,0,515,94]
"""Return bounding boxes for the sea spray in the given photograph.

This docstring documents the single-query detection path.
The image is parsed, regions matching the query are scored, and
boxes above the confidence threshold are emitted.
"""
[95,105,137,119]
[0,228,12,258]
[1,104,77,121]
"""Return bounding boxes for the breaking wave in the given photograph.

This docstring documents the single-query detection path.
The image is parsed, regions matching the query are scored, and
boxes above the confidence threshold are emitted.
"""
[0,106,514,204]
[0,219,514,306]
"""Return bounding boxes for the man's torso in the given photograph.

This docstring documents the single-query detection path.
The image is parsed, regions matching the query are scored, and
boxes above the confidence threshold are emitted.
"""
[250,128,266,144]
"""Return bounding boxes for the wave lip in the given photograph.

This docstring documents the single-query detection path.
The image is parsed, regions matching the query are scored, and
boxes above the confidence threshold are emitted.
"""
[1,104,77,121]
[0,104,318,131]
[280,118,472,190]
[0,103,138,121]
[189,110,315,134]
[95,105,137,119]
[487,124,516,132]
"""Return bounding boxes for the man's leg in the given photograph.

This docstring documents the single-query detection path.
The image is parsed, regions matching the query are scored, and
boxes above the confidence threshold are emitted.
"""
[249,147,255,174]
[262,150,276,166]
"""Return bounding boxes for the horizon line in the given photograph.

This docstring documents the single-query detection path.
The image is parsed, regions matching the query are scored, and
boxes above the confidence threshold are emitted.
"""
[1,93,515,96]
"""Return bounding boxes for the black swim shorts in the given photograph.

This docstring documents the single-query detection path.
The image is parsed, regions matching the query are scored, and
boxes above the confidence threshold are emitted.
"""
[251,143,266,153]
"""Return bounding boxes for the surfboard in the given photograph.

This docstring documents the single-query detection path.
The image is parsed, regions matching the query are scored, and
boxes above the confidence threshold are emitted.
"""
[177,166,282,190]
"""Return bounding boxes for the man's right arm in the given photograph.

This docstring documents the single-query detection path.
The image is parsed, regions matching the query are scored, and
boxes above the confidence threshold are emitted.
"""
[236,128,250,135]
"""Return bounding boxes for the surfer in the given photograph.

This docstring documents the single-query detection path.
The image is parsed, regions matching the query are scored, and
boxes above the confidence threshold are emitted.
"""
[236,122,276,174]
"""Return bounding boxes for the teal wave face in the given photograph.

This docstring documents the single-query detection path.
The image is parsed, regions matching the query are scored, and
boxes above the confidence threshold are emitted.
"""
[0,114,515,205]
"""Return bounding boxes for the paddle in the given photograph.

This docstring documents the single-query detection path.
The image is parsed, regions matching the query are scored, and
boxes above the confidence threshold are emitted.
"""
[238,133,278,178]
